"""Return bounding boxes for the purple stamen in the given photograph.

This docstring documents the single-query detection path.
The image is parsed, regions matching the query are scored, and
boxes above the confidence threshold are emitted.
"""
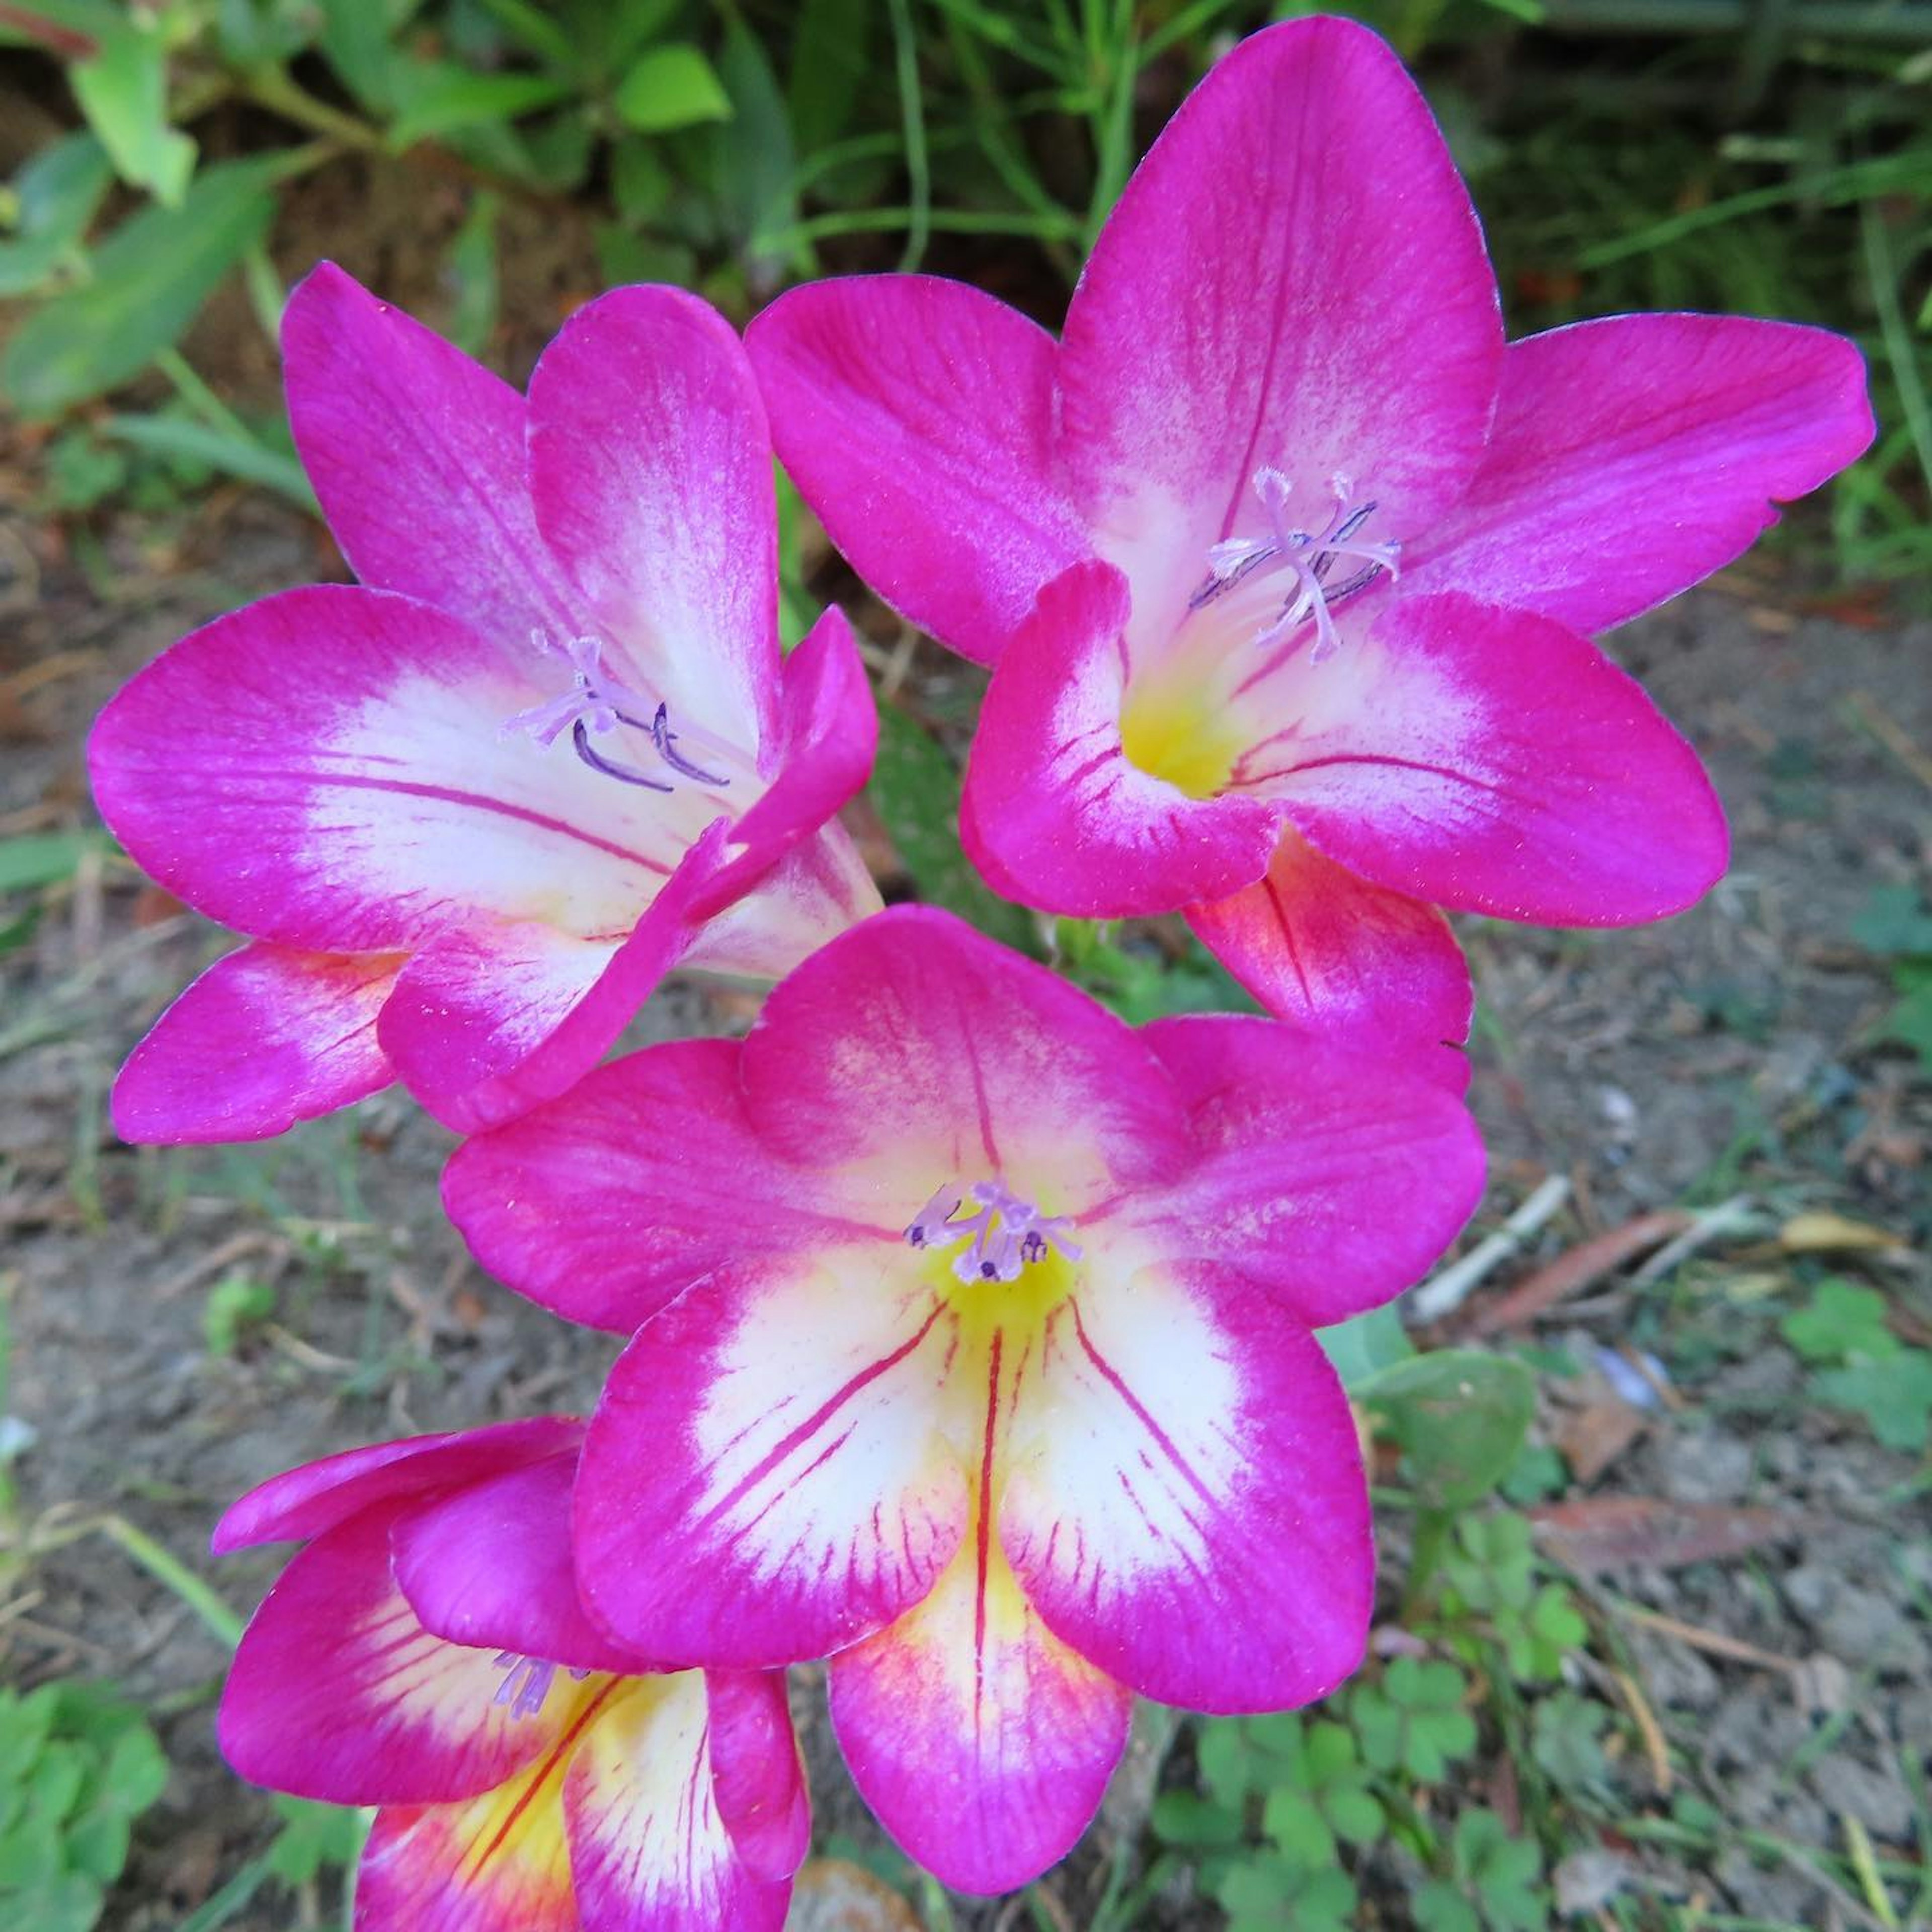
[500,632,735,791]
[572,718,675,791]
[490,1652,593,1721]
[1190,470,1399,662]
[903,1179,1082,1284]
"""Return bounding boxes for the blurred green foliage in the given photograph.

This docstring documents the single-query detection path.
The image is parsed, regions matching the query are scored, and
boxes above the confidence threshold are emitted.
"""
[0,1681,168,1932]
[0,0,1922,585]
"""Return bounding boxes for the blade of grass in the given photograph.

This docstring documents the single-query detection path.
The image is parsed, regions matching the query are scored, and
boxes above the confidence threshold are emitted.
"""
[884,0,929,271]
[1860,195,1932,505]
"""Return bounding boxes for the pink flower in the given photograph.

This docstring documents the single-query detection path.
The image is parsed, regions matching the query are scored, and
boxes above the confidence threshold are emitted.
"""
[443,907,1485,1893]
[214,1418,808,1931]
[746,16,1873,1055]
[90,265,880,1143]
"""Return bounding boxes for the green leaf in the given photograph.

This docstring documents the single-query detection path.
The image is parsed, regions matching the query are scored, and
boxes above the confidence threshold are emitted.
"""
[0,133,113,296]
[0,1687,57,1785]
[4,155,278,418]
[1413,1878,1482,1932]
[1317,1302,1413,1391]
[94,1721,166,1818]
[1357,1349,1535,1509]
[9,1869,102,1932]
[316,0,401,109]
[265,1796,366,1884]
[0,1805,60,1891]
[867,705,1039,952]
[444,191,501,357]
[1849,883,1932,958]
[1219,1857,1357,1932]
[471,0,579,68]
[1877,980,1932,1066]
[28,1741,86,1823]
[1149,1790,1245,1848]
[102,414,316,511]
[61,1805,130,1885]
[1782,1277,1897,1363]
[1260,1788,1334,1868]
[387,62,573,146]
[613,43,733,132]
[706,18,797,278]
[1531,1691,1610,1790]
[1816,1353,1932,1452]
[0,830,110,894]
[69,13,196,206]
[202,1273,276,1357]
[1352,1657,1477,1782]
[787,0,874,151]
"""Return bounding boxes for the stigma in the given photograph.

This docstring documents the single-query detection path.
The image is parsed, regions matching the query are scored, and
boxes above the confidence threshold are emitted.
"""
[904,1180,1082,1284]
[1191,469,1400,662]
[499,632,731,791]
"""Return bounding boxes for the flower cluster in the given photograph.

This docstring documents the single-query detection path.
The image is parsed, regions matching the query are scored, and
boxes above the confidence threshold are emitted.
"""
[89,16,1870,1924]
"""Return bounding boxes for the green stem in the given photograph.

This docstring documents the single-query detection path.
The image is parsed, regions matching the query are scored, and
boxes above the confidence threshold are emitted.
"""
[97,1515,244,1650]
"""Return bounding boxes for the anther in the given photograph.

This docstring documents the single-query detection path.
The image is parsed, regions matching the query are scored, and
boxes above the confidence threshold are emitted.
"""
[500,632,734,791]
[490,1653,592,1721]
[1190,470,1400,662]
[902,1179,1082,1284]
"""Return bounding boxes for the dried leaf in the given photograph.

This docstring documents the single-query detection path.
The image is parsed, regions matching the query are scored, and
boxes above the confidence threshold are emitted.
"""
[1530,1497,1799,1571]
[1778,1211,1908,1255]
[1554,1399,1648,1485]
[1463,1211,1692,1336]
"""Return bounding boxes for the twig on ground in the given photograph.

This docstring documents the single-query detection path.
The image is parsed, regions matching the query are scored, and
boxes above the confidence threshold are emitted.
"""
[1629,1194,1762,1287]
[1610,1598,1799,1673]
[1410,1174,1571,1322]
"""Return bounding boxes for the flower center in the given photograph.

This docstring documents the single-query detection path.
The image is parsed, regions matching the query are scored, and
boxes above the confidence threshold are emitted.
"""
[1190,468,1399,663]
[905,1180,1082,1285]
[490,1651,592,1721]
[498,632,737,792]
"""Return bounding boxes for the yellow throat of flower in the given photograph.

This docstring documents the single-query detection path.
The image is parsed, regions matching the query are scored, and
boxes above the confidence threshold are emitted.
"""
[1119,683,1243,799]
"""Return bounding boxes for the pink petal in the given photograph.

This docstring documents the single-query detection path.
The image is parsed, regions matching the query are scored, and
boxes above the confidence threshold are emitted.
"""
[443,1040,888,1335]
[1403,313,1876,633]
[961,562,1281,917]
[356,1681,629,1931]
[1057,16,1501,634]
[212,1417,583,1554]
[527,285,779,754]
[699,606,875,878]
[1000,1265,1372,1713]
[1270,592,1730,923]
[87,584,693,955]
[681,822,882,984]
[564,1672,796,1932]
[1183,828,1472,1054]
[281,261,588,648]
[747,275,1089,664]
[736,901,1192,1207]
[358,1794,577,1932]
[390,1456,643,1675]
[1129,1015,1485,1325]
[377,918,623,1133]
[219,1509,569,1805]
[372,817,726,1138]
[829,1545,1130,1895]
[111,943,400,1144]
[705,1672,811,1883]
[574,1256,968,1668]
